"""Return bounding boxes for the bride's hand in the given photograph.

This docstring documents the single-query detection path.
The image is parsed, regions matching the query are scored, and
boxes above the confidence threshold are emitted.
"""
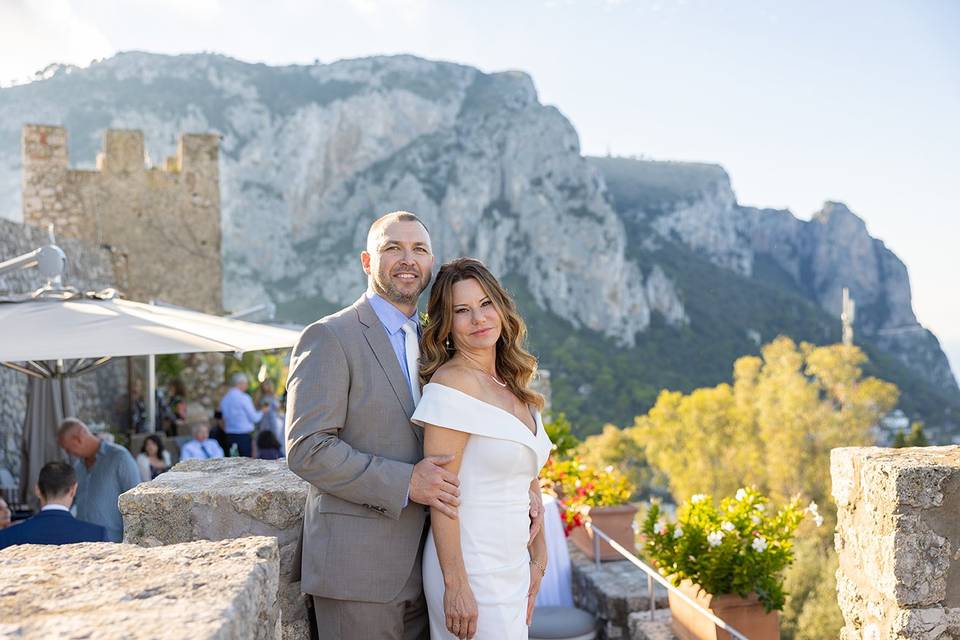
[526,559,546,625]
[444,579,478,639]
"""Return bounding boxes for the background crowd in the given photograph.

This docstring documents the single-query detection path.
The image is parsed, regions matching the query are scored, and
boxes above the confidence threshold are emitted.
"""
[0,371,285,550]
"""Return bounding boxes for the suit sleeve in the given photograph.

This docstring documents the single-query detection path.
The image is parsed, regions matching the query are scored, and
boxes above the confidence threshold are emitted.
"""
[285,322,413,520]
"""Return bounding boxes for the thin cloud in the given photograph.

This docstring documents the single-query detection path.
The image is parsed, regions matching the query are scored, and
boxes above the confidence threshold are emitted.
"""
[0,0,114,86]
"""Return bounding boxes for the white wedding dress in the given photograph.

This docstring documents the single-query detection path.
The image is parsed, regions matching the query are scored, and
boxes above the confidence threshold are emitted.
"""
[411,382,552,640]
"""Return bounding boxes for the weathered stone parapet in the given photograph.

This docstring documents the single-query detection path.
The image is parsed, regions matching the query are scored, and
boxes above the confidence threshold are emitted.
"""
[831,446,960,639]
[119,458,309,639]
[0,536,280,639]
[570,543,670,639]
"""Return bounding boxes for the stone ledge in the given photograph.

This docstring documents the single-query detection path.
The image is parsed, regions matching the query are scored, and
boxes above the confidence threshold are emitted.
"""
[119,458,309,639]
[0,536,280,640]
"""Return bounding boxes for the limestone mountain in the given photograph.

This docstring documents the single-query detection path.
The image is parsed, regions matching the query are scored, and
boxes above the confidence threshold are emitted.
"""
[0,52,955,438]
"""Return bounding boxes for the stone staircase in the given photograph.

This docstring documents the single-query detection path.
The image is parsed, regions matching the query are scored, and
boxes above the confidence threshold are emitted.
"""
[568,543,678,639]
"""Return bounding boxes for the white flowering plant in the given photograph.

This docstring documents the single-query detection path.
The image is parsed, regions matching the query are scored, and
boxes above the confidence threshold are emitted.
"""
[641,488,811,612]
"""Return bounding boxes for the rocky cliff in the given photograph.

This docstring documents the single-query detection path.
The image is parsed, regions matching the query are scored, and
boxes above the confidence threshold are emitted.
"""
[591,156,956,398]
[0,52,955,434]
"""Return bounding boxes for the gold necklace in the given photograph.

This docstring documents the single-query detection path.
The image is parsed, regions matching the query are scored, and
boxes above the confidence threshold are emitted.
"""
[459,355,507,387]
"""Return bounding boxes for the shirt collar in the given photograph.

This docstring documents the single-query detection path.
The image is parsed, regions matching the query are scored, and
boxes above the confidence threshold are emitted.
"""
[41,504,71,512]
[366,291,419,336]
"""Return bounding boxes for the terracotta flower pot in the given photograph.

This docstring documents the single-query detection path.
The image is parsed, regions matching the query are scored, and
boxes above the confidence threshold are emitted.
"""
[668,579,779,640]
[569,503,638,561]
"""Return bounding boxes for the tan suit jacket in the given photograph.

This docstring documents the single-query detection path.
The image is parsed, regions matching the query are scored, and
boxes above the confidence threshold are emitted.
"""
[286,295,427,603]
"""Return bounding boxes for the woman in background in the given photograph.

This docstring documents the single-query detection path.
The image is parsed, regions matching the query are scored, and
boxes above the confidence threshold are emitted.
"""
[136,434,171,482]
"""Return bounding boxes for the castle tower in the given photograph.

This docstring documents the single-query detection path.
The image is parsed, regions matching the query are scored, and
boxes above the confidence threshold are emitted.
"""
[21,124,223,313]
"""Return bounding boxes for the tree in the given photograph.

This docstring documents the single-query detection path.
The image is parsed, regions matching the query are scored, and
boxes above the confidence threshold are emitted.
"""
[542,412,580,458]
[893,421,928,448]
[576,424,667,500]
[634,336,898,519]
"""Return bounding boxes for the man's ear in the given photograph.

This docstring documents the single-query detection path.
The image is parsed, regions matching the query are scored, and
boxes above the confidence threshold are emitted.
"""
[34,485,42,501]
[360,250,372,275]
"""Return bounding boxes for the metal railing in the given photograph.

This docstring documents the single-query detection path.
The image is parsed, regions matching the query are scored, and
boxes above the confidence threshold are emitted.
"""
[587,522,750,640]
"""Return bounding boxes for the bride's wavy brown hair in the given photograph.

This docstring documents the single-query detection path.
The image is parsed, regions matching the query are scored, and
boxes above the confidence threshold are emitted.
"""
[420,258,544,411]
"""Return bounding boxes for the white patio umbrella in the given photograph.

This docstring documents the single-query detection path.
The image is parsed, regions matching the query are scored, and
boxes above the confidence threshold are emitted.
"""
[0,289,302,507]
[0,291,300,365]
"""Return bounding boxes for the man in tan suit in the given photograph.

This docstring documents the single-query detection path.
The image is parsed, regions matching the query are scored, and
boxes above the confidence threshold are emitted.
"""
[286,211,461,639]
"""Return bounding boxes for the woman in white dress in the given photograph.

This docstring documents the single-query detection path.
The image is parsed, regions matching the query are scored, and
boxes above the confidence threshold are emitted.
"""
[411,258,552,640]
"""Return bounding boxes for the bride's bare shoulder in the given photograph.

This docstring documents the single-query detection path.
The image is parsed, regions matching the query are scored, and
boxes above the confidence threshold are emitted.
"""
[429,362,484,397]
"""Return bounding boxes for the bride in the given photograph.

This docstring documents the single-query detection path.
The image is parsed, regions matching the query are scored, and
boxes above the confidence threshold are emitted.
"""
[411,258,552,639]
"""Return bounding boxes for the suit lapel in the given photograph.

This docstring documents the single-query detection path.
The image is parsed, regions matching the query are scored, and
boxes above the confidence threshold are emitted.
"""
[354,296,421,442]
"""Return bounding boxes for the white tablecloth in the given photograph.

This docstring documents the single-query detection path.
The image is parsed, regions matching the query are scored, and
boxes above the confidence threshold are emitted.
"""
[535,493,574,607]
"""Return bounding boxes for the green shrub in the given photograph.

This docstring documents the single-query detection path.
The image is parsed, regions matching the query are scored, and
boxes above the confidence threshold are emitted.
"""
[641,488,813,612]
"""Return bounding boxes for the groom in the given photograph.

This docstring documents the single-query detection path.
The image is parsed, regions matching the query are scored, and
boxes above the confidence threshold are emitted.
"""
[286,211,461,639]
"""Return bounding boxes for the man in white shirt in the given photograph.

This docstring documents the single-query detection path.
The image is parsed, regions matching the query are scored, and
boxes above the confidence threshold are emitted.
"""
[180,422,225,460]
[219,373,267,456]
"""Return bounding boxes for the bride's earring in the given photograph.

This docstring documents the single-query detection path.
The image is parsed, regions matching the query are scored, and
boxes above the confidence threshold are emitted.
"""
[446,336,454,350]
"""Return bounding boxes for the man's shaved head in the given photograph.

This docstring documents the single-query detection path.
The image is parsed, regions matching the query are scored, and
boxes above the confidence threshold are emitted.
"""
[366,211,430,253]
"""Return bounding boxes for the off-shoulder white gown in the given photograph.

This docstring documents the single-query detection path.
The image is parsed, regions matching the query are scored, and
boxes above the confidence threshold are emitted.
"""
[411,382,553,640]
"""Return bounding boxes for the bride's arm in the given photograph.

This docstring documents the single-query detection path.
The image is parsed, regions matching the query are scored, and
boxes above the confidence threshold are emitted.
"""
[425,423,477,639]
[527,505,548,624]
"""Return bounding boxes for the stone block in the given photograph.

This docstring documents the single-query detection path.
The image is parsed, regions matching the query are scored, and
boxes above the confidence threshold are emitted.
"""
[832,446,960,639]
[0,536,280,639]
[628,609,675,640]
[120,458,309,639]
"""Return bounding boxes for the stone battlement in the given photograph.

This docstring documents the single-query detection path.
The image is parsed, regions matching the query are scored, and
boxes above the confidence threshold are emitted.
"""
[832,446,960,639]
[21,124,222,313]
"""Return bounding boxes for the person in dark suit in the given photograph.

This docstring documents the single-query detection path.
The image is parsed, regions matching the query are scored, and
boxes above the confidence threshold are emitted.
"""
[0,461,107,550]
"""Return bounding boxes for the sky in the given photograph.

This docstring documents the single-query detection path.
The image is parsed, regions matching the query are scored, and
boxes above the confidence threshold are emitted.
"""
[1,0,958,378]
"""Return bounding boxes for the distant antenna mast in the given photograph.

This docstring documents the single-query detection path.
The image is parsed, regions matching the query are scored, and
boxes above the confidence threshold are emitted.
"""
[841,287,856,346]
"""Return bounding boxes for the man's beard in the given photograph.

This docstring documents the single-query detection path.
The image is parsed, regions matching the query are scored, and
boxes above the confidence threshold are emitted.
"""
[372,265,432,307]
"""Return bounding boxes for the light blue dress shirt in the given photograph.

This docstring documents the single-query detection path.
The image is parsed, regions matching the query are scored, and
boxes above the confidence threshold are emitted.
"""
[219,387,264,434]
[366,291,420,397]
[367,292,421,509]
[72,439,141,542]
[180,438,225,460]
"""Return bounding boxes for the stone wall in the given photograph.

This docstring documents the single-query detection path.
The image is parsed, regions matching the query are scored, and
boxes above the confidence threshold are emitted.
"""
[120,458,309,639]
[0,217,127,487]
[21,124,223,314]
[832,446,960,639]
[0,536,280,639]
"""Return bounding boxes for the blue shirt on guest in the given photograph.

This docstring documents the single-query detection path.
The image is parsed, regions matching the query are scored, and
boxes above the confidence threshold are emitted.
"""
[366,291,420,396]
[72,439,141,542]
[219,387,264,434]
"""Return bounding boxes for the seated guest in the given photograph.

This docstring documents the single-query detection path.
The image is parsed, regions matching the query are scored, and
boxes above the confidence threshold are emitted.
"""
[0,461,107,549]
[256,429,283,460]
[136,434,171,482]
[180,422,225,460]
[57,417,140,542]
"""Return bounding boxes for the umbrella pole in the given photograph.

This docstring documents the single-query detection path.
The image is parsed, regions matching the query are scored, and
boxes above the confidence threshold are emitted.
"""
[147,354,157,433]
